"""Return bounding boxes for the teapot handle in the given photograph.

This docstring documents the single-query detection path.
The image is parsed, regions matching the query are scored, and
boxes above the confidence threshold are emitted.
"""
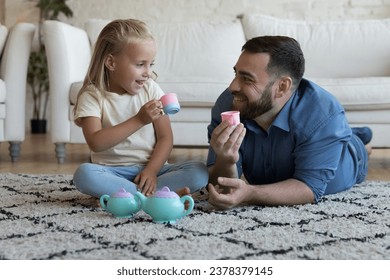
[180,195,194,217]
[99,194,110,210]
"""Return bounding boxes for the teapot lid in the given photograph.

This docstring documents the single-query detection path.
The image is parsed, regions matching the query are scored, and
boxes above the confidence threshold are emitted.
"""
[111,188,133,198]
[154,186,179,198]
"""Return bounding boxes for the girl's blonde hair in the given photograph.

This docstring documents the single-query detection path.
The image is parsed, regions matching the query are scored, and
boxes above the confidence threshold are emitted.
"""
[75,19,155,110]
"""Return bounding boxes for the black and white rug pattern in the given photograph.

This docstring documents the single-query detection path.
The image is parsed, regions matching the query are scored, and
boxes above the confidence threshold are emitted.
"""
[0,173,389,260]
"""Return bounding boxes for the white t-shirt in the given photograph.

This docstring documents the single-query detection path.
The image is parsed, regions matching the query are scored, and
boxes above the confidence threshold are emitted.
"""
[74,79,165,165]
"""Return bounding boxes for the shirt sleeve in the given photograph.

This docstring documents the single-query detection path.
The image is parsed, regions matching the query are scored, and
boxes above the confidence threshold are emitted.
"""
[293,111,352,202]
[74,88,102,122]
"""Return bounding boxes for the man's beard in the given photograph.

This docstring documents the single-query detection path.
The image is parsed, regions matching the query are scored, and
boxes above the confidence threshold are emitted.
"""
[232,81,274,120]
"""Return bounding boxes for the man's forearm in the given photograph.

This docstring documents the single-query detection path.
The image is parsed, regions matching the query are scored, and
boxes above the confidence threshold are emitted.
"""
[208,157,238,185]
[247,178,315,206]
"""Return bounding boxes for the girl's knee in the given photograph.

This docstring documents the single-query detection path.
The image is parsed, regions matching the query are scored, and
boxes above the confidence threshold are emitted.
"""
[184,160,207,172]
[73,163,101,195]
[75,162,96,174]
[186,161,209,190]
[193,161,208,178]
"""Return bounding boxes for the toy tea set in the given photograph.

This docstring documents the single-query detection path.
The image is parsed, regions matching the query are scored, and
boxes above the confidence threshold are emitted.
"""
[100,187,194,224]
[100,101,238,224]
[102,93,188,224]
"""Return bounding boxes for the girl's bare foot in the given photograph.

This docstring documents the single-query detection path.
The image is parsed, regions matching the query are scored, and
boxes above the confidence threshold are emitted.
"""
[365,144,372,156]
[175,187,191,197]
[175,187,191,210]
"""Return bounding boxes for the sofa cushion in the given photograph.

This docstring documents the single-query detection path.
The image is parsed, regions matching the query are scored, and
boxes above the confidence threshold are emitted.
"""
[0,79,5,102]
[240,14,390,79]
[0,101,5,119]
[148,21,245,104]
[69,81,82,105]
[0,103,5,119]
[85,19,246,104]
[312,77,390,110]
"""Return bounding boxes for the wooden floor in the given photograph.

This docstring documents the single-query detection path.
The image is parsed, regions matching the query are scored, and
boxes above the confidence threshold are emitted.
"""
[1,133,390,180]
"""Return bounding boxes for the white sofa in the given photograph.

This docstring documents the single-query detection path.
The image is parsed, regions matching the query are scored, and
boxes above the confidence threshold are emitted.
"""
[43,19,245,163]
[0,23,35,161]
[43,14,390,163]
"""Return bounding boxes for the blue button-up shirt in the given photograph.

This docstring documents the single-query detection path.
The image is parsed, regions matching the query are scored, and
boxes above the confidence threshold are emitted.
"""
[207,79,359,202]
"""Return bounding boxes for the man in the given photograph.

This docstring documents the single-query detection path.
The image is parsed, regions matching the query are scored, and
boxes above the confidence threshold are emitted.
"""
[207,36,372,209]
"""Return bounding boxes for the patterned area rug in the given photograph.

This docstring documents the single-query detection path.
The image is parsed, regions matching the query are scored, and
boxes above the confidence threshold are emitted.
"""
[0,173,389,260]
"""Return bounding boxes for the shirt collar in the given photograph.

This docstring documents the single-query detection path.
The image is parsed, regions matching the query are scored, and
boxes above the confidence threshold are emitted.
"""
[272,90,296,132]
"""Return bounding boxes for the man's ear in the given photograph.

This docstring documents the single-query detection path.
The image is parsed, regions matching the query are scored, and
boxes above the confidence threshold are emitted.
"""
[276,77,292,98]
[105,54,115,71]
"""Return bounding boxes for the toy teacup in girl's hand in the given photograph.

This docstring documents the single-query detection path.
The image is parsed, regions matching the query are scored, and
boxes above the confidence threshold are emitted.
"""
[160,93,180,115]
[221,111,240,126]
[100,188,141,218]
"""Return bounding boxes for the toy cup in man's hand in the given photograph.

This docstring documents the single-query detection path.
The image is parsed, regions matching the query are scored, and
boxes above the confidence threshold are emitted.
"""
[160,93,180,115]
[221,111,240,126]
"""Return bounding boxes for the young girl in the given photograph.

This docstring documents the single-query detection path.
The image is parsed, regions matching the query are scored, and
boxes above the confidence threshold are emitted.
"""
[73,19,208,198]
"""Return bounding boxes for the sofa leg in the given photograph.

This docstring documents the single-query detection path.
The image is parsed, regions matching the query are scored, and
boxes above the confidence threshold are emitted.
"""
[55,143,66,164]
[9,141,21,162]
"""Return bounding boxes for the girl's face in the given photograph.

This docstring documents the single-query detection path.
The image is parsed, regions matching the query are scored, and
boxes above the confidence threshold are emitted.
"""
[107,39,157,95]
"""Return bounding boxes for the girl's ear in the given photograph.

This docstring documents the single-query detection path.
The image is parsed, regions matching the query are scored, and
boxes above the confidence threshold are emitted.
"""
[105,54,115,71]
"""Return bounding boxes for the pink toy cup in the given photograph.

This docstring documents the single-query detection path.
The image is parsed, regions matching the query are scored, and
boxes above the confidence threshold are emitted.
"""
[160,93,180,115]
[221,111,240,126]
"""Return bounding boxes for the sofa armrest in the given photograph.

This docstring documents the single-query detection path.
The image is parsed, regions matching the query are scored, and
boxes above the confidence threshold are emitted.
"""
[0,24,8,54]
[43,20,91,143]
[0,23,35,141]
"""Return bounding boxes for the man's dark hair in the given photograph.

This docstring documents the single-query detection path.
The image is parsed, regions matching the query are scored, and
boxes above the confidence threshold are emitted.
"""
[242,36,305,89]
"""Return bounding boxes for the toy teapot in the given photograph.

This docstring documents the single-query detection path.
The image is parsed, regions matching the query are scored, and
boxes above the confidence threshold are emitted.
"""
[100,188,141,218]
[134,186,194,224]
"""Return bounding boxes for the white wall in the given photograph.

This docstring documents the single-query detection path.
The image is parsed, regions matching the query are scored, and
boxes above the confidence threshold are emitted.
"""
[5,0,390,28]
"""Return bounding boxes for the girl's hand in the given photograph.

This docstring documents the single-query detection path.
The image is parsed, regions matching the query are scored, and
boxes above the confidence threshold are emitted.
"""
[136,99,163,125]
[134,170,157,196]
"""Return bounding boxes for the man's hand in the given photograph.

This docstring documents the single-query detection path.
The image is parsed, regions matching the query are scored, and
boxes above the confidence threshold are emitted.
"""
[207,177,253,209]
[209,121,246,164]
